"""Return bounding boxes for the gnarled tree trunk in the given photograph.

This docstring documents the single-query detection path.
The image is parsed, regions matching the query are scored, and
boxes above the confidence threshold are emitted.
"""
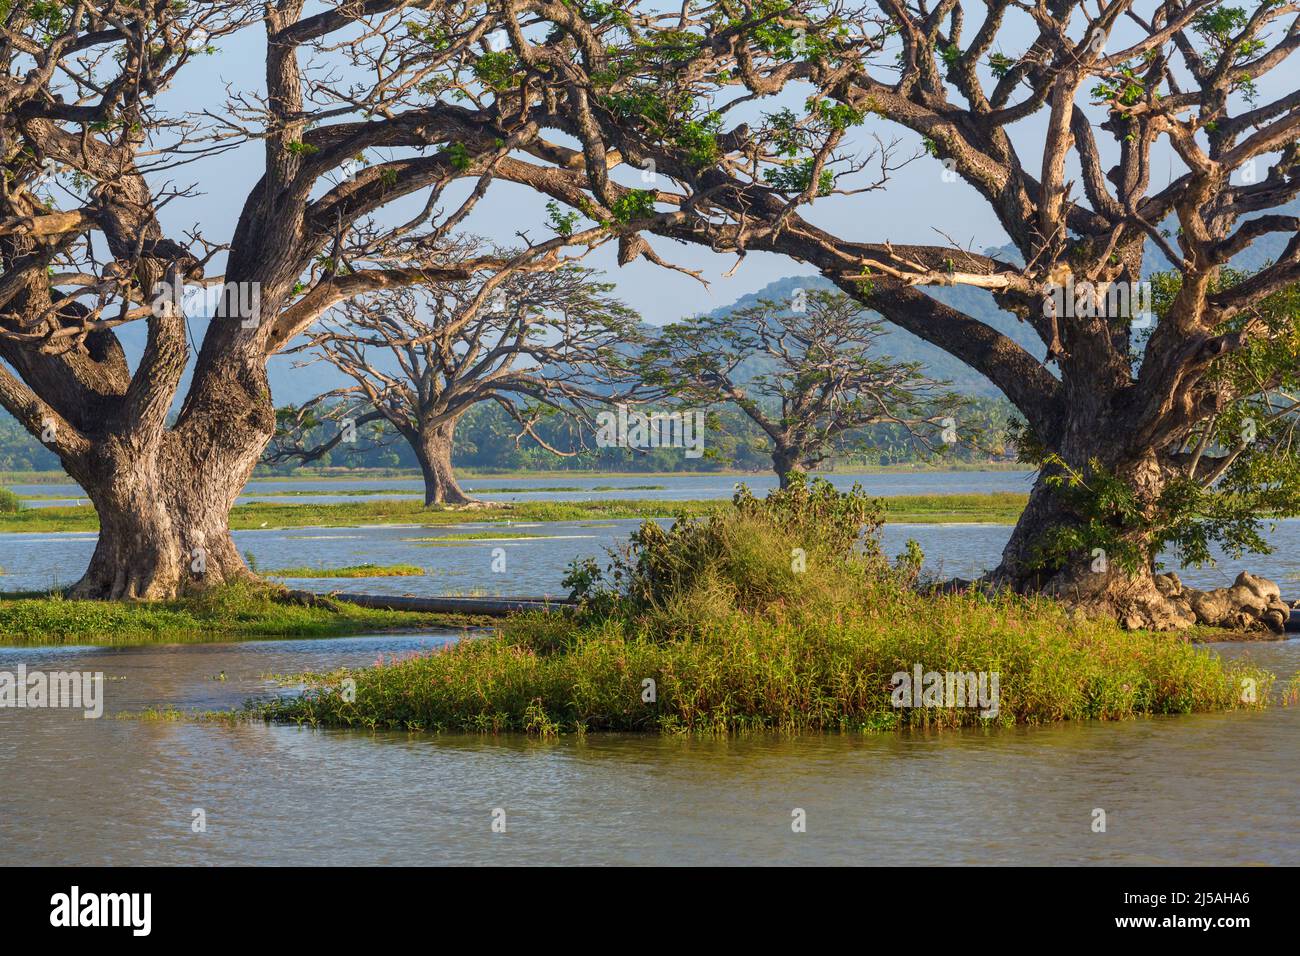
[66,359,276,599]
[773,446,802,489]
[415,418,473,506]
[991,424,1191,630]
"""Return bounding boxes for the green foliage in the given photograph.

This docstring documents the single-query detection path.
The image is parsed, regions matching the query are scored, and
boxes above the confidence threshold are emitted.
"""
[1156,269,1300,566]
[600,85,723,168]
[1035,456,1156,573]
[1192,4,1265,76]
[0,583,454,646]
[563,473,887,620]
[406,19,450,50]
[808,98,865,132]
[545,199,581,237]
[609,188,656,223]
[16,1,69,40]
[471,50,519,91]
[763,157,835,195]
[0,487,20,514]
[1091,67,1150,111]
[446,142,471,172]
[987,52,1015,78]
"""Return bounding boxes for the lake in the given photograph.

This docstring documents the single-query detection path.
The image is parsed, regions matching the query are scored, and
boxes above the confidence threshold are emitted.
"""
[8,468,1041,507]
[0,632,1294,865]
[2,470,1297,597]
[1,469,1296,866]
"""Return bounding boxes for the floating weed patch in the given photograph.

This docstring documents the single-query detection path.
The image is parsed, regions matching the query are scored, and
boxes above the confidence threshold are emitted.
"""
[402,531,560,544]
[262,563,425,578]
[117,706,245,724]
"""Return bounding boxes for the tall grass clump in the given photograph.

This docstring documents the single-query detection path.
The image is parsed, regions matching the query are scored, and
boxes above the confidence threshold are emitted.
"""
[560,474,891,634]
[259,476,1278,735]
[0,487,21,514]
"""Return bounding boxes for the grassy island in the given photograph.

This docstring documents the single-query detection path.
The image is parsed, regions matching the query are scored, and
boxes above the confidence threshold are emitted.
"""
[256,480,1279,735]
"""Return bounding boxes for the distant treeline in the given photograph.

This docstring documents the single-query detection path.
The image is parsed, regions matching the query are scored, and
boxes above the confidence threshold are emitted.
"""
[0,398,1020,477]
[256,397,1021,475]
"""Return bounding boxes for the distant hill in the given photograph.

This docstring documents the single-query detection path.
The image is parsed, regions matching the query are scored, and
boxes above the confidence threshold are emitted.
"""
[692,274,1047,398]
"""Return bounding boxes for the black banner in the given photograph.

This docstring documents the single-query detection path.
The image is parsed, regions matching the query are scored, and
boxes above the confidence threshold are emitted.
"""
[8,866,1285,942]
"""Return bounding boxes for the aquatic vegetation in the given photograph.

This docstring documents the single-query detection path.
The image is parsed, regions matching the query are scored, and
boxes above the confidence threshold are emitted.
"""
[262,563,425,578]
[0,583,476,646]
[259,480,1275,735]
[0,493,1027,534]
[402,531,561,544]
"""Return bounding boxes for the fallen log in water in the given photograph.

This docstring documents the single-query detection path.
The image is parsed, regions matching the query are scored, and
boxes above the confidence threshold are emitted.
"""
[285,589,576,617]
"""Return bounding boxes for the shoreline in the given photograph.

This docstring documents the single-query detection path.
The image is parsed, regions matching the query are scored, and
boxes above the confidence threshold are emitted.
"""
[0,493,1031,534]
[2,462,1036,488]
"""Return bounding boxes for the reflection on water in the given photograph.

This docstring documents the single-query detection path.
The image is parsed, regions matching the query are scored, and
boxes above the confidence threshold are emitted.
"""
[0,635,1294,865]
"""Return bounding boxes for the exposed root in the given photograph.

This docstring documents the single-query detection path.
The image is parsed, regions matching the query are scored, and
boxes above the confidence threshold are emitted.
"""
[937,567,1294,635]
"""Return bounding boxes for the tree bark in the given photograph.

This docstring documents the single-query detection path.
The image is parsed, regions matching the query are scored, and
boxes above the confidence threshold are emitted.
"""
[65,361,276,600]
[415,418,474,506]
[67,438,260,599]
[773,446,801,490]
[991,435,1191,630]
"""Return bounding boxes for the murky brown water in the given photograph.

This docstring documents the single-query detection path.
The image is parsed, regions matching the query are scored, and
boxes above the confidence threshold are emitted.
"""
[0,633,1295,865]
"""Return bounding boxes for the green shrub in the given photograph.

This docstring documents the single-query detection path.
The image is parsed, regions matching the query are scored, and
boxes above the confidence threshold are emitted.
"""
[564,473,890,621]
[0,487,21,514]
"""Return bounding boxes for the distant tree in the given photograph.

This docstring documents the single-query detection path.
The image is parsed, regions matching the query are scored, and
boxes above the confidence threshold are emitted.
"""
[268,255,644,504]
[643,290,966,487]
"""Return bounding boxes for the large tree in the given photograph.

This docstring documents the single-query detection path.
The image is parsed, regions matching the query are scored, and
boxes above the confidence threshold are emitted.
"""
[269,252,645,504]
[0,1,609,597]
[645,288,965,485]
[474,0,1300,628]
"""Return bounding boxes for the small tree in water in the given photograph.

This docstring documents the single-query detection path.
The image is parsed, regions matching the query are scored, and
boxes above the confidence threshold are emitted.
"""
[269,254,646,505]
[641,290,968,488]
